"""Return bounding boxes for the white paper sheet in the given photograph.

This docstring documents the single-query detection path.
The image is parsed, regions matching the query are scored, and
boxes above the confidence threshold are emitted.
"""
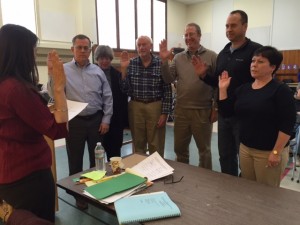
[130,152,174,181]
[67,100,88,120]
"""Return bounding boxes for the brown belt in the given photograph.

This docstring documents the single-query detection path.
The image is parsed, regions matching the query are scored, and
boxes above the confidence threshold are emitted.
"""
[131,97,162,104]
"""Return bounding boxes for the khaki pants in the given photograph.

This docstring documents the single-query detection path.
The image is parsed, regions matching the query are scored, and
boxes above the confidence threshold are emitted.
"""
[240,143,289,187]
[174,106,213,169]
[128,100,165,156]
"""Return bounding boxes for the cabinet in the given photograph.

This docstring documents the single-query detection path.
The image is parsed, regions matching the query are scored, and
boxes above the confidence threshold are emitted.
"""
[275,50,300,82]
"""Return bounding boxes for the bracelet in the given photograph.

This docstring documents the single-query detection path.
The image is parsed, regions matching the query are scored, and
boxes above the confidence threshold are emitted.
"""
[53,108,68,112]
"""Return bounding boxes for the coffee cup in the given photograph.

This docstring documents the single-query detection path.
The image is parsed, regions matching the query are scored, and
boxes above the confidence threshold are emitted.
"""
[110,157,124,174]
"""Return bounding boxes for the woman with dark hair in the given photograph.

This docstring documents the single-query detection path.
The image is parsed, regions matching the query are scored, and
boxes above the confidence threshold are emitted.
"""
[218,46,296,187]
[94,45,128,160]
[0,24,68,223]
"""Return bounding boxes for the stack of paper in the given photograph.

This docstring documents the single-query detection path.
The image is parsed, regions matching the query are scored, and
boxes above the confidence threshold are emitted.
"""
[130,151,174,181]
[82,152,174,204]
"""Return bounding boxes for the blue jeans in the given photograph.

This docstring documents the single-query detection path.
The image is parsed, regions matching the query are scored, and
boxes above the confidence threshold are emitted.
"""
[218,114,240,176]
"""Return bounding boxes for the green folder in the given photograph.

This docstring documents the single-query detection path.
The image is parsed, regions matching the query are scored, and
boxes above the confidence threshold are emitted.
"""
[85,173,146,200]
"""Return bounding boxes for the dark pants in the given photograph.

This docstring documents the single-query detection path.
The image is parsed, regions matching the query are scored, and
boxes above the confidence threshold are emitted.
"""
[218,114,240,176]
[103,126,124,160]
[0,169,55,223]
[66,112,103,176]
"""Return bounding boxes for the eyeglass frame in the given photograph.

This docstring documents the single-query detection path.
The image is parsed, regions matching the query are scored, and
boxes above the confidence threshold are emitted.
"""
[164,175,184,184]
[73,45,91,52]
[182,32,198,39]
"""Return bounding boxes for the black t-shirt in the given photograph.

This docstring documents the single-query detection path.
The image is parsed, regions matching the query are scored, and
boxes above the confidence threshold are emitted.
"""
[219,79,296,150]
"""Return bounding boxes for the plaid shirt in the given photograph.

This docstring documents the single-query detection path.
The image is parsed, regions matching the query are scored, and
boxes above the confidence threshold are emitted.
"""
[120,54,172,114]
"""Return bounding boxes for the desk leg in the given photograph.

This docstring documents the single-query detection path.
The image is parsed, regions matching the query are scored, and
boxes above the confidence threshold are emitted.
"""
[44,136,58,211]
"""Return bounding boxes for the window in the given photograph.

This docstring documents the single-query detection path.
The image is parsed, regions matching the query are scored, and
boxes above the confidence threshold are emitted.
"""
[96,0,166,51]
[1,0,36,34]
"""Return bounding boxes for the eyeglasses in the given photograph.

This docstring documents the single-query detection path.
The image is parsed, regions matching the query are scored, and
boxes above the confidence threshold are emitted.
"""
[182,32,197,39]
[74,46,91,52]
[164,175,184,184]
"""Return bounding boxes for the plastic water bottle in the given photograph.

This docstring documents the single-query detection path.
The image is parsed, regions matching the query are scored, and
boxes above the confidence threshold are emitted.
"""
[94,142,106,171]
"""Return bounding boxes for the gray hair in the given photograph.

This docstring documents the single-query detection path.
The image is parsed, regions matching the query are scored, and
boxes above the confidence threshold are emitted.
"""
[186,23,201,35]
[94,45,114,61]
[136,36,153,46]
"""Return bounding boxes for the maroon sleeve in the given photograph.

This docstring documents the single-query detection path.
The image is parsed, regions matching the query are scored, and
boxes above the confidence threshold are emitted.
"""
[6,81,67,140]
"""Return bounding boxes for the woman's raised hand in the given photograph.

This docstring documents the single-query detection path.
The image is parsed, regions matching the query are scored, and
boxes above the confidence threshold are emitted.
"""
[48,50,66,92]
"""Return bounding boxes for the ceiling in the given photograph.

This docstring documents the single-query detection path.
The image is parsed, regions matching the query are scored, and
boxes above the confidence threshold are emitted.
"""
[174,0,210,5]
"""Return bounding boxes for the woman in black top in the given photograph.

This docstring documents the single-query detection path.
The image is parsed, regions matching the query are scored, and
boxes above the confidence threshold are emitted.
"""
[94,45,129,160]
[219,46,295,187]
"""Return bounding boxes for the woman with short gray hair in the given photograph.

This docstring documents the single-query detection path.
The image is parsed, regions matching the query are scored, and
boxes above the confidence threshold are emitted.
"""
[94,45,129,160]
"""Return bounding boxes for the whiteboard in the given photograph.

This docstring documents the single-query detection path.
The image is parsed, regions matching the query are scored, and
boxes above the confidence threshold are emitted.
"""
[40,10,76,42]
[271,0,300,50]
[247,26,270,46]
[211,0,233,53]
[201,33,212,50]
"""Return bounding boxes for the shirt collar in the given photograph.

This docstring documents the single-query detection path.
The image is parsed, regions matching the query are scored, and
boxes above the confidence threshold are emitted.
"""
[186,45,205,58]
[72,58,91,68]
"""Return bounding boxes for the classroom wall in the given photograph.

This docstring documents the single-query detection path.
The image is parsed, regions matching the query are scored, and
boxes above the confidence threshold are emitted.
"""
[3,0,299,83]
[36,0,98,84]
[184,0,300,52]
[185,0,274,52]
[272,0,300,50]
[167,1,187,49]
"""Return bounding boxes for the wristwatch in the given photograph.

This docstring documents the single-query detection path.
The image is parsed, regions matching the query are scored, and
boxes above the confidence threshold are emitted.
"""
[272,150,278,155]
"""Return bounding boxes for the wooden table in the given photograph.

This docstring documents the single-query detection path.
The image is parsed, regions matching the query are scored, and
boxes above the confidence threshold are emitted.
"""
[57,155,300,225]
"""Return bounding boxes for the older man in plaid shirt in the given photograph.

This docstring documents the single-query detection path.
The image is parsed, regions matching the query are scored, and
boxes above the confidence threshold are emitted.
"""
[120,36,172,157]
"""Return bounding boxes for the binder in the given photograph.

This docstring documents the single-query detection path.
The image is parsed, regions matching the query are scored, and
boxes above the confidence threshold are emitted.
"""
[85,173,146,200]
[114,191,181,224]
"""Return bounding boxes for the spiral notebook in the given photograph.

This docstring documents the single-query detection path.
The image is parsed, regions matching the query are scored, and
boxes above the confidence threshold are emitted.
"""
[114,191,181,224]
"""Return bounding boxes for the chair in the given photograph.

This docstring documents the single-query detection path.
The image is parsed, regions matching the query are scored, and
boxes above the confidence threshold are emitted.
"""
[289,125,300,182]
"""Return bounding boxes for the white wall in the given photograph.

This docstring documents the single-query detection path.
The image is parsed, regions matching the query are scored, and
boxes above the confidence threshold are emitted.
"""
[181,0,300,52]
[2,0,300,82]
[184,0,274,53]
[211,0,234,53]
[186,1,213,51]
[167,1,187,49]
[36,0,78,48]
[36,0,97,84]
[271,0,300,50]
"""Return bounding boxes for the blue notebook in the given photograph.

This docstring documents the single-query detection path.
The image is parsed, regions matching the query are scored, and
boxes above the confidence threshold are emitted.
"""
[114,191,181,224]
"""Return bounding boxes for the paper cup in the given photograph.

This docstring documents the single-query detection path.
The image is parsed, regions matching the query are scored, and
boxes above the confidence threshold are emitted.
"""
[110,157,124,174]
